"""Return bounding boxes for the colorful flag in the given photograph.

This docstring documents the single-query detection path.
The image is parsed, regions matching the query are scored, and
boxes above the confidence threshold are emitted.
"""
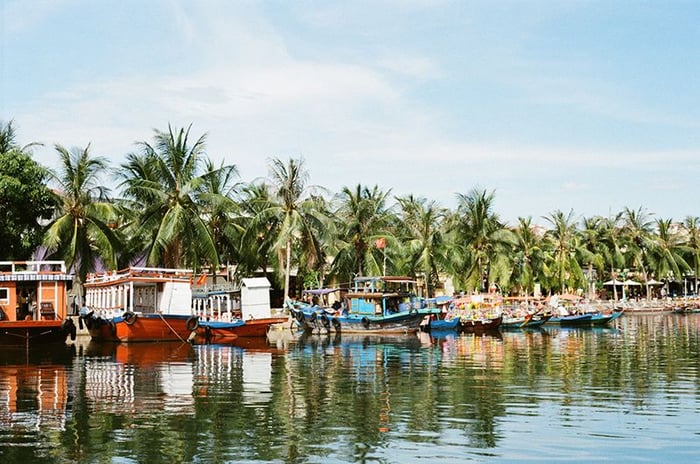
[374,237,386,249]
[196,273,207,285]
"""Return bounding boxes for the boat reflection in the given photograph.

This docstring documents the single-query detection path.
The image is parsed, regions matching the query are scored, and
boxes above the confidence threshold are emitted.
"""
[82,339,282,412]
[83,341,196,415]
[0,344,75,431]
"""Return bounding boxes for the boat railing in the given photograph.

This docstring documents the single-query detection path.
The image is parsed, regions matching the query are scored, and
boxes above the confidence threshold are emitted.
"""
[0,260,68,274]
[192,282,238,297]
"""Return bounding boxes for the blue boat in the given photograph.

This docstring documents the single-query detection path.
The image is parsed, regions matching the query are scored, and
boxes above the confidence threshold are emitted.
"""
[427,317,460,331]
[547,313,593,326]
[293,277,437,334]
[547,311,623,326]
[590,310,624,325]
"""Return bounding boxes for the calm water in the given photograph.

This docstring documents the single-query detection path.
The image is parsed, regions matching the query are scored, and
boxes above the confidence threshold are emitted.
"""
[1,313,699,463]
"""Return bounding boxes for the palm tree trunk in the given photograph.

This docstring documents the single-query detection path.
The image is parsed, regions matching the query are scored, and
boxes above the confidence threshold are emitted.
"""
[284,237,292,302]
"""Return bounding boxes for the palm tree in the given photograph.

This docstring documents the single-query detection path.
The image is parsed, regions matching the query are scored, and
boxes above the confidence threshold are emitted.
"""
[543,209,583,294]
[118,124,230,269]
[447,188,511,292]
[648,218,689,295]
[682,216,700,296]
[621,207,655,298]
[578,215,607,299]
[199,159,241,267]
[330,184,394,282]
[251,157,325,302]
[597,213,626,300]
[395,195,447,297]
[43,144,120,281]
[510,217,547,298]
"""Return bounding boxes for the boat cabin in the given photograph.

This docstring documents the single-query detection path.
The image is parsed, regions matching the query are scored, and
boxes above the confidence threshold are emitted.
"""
[84,267,193,318]
[0,261,73,322]
[346,276,420,316]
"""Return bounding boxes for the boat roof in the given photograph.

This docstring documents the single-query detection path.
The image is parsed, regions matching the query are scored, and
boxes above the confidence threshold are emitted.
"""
[302,288,341,295]
[353,276,416,283]
[0,260,73,282]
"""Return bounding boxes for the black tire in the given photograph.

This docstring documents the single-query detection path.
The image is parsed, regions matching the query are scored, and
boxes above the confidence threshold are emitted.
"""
[294,310,305,323]
[61,318,77,340]
[321,314,331,329]
[186,316,199,331]
[123,311,137,326]
[362,317,370,329]
[309,312,317,322]
[332,318,341,332]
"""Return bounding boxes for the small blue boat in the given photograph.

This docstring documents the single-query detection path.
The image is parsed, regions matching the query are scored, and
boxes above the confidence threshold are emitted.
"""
[427,317,460,331]
[547,313,593,326]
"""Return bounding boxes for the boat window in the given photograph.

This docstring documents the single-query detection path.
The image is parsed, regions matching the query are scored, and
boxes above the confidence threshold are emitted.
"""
[0,287,8,304]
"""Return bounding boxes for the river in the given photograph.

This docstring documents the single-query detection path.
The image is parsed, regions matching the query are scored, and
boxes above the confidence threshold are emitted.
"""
[1,313,699,463]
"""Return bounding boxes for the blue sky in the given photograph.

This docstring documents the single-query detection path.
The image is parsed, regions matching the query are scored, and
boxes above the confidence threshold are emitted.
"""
[2,0,698,224]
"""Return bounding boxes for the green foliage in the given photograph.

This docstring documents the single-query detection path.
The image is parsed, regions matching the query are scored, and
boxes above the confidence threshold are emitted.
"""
[0,149,55,259]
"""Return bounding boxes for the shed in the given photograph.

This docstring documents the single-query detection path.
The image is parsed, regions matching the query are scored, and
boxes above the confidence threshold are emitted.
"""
[241,277,272,319]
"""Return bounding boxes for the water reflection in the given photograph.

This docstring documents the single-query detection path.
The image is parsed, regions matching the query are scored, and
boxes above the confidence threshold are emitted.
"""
[0,345,75,432]
[1,315,700,462]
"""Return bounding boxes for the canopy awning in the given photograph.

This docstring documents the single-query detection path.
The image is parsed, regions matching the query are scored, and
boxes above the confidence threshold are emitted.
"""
[623,279,641,286]
[603,279,624,286]
[645,279,663,285]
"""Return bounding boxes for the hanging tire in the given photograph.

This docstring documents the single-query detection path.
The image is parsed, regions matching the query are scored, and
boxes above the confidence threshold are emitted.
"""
[186,316,199,331]
[123,311,137,326]
[294,310,305,323]
[362,317,370,329]
[321,314,331,329]
[309,312,317,322]
[62,318,77,340]
[332,318,341,332]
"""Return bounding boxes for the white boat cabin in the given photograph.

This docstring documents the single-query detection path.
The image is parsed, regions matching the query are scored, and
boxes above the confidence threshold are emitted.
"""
[84,267,193,318]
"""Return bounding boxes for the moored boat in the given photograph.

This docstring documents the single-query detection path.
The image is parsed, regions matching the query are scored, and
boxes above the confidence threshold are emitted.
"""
[452,294,503,333]
[82,267,195,342]
[330,276,436,334]
[191,277,288,343]
[0,261,77,346]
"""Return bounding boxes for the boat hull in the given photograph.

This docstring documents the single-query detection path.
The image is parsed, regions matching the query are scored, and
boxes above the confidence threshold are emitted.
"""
[333,311,425,334]
[427,317,460,331]
[194,317,288,342]
[0,319,75,346]
[460,315,503,332]
[86,313,192,342]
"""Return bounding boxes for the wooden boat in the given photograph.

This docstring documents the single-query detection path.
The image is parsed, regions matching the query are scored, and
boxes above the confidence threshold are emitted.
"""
[326,276,435,334]
[501,313,552,330]
[82,267,195,342]
[451,294,503,333]
[546,313,593,326]
[427,316,460,331]
[547,311,623,326]
[287,287,343,332]
[0,261,77,346]
[590,310,624,325]
[190,277,288,342]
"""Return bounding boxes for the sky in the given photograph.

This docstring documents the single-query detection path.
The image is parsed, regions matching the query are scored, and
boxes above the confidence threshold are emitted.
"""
[1,0,699,224]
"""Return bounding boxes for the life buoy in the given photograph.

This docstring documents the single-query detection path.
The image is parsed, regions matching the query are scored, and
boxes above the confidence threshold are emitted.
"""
[332,318,341,331]
[321,314,330,329]
[123,311,137,326]
[186,316,199,331]
[362,317,370,329]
